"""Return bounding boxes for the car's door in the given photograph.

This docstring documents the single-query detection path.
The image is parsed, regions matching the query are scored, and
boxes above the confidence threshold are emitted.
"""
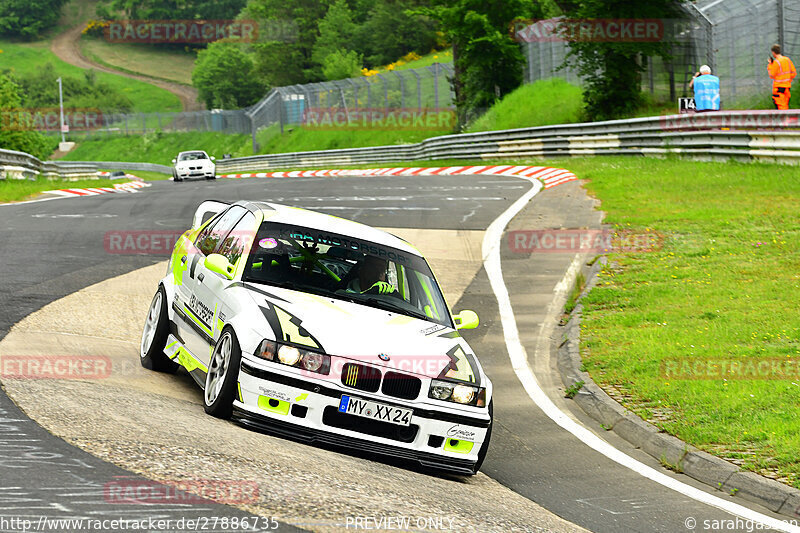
[180,206,248,361]
[191,210,258,369]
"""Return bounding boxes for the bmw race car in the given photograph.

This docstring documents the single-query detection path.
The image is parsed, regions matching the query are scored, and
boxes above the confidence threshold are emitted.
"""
[140,200,493,474]
[171,151,216,182]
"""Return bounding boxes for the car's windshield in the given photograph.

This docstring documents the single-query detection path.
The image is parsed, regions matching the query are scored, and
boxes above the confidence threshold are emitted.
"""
[242,222,452,327]
[179,152,208,161]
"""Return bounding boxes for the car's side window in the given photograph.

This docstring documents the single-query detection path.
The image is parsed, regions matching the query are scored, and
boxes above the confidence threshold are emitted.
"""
[216,212,256,267]
[195,206,246,256]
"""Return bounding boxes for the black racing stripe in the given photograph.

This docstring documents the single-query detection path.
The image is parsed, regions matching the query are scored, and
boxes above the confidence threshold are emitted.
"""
[235,281,290,303]
[172,303,214,346]
[239,362,490,428]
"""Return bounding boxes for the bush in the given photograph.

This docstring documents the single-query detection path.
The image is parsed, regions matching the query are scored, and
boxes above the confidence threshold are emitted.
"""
[0,0,68,39]
[0,74,57,159]
[192,41,265,109]
[322,49,363,81]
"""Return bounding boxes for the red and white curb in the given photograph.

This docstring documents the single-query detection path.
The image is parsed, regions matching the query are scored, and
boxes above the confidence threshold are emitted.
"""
[220,165,577,189]
[45,176,150,198]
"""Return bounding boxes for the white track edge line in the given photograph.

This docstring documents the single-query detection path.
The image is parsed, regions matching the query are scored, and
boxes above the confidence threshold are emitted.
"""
[482,175,800,533]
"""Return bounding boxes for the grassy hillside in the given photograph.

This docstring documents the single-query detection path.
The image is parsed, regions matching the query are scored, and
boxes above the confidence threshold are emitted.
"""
[80,38,196,86]
[467,78,584,132]
[0,40,181,113]
[60,131,252,163]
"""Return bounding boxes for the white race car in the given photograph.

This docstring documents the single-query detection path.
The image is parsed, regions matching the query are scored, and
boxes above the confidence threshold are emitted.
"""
[140,200,492,474]
[172,151,216,181]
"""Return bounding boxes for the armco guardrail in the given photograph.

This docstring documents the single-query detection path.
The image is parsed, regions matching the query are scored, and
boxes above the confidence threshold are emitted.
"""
[216,110,800,173]
[0,151,173,180]
[6,110,800,179]
[0,149,100,180]
[57,161,172,174]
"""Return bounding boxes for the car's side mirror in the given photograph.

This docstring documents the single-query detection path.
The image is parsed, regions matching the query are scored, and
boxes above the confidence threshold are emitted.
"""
[453,310,479,330]
[205,253,234,280]
[171,159,176,164]
[210,156,216,161]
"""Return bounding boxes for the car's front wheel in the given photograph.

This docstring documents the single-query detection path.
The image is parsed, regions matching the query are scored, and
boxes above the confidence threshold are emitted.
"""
[140,286,178,373]
[203,327,242,419]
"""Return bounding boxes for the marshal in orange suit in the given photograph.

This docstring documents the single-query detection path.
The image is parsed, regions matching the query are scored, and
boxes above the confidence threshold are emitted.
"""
[768,44,796,110]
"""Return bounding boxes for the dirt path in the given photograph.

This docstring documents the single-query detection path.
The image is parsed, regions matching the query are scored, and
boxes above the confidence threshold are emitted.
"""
[50,22,203,111]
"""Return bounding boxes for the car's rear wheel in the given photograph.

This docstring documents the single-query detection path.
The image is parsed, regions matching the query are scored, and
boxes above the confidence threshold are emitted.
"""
[140,286,178,373]
[472,400,493,474]
[203,327,242,419]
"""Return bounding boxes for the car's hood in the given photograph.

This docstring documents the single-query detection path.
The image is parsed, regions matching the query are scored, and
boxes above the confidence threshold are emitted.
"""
[245,284,483,384]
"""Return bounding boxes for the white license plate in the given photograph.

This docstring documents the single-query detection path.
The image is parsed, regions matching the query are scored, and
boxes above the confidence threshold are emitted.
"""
[338,395,412,426]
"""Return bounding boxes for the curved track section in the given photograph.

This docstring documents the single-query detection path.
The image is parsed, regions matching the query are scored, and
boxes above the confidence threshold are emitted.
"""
[1,176,796,532]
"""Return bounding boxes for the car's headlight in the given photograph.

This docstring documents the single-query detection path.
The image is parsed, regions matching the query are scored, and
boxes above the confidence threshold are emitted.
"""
[428,379,486,406]
[256,339,330,375]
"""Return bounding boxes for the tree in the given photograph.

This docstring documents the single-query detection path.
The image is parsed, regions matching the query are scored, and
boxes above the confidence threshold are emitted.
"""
[558,0,684,120]
[354,0,438,68]
[100,0,247,22]
[243,0,331,85]
[322,49,363,80]
[0,74,55,160]
[420,0,541,127]
[312,0,357,68]
[192,41,266,109]
[0,0,68,39]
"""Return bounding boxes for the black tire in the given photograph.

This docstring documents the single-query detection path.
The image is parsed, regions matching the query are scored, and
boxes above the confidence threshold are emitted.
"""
[206,175,216,180]
[203,327,242,419]
[472,400,493,474]
[140,286,179,373]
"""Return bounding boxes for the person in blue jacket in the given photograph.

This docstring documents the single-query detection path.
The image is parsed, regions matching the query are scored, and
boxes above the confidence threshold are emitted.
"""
[689,65,721,112]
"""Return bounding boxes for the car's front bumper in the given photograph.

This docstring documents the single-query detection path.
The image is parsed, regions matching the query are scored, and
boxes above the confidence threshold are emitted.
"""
[234,358,491,474]
[175,168,215,178]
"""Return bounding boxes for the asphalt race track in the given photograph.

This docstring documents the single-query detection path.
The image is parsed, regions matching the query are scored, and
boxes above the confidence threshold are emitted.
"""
[0,175,794,532]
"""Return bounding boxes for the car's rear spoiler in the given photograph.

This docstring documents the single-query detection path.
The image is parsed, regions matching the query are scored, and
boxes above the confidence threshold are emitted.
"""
[192,200,230,229]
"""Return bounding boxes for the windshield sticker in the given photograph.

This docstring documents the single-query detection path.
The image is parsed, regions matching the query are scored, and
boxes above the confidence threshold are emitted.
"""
[286,230,409,265]
[259,237,278,249]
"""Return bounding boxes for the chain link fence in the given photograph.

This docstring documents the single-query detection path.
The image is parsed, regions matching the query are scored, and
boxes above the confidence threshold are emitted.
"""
[54,63,455,141]
[520,0,800,107]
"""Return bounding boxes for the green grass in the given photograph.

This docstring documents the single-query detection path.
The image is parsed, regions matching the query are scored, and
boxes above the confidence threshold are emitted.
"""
[383,50,452,72]
[467,79,584,132]
[61,131,252,163]
[80,37,196,86]
[0,40,181,113]
[550,156,800,488]
[0,176,118,202]
[256,123,453,154]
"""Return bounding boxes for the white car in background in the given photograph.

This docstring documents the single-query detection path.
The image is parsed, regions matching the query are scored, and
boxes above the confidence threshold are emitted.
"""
[172,150,216,182]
